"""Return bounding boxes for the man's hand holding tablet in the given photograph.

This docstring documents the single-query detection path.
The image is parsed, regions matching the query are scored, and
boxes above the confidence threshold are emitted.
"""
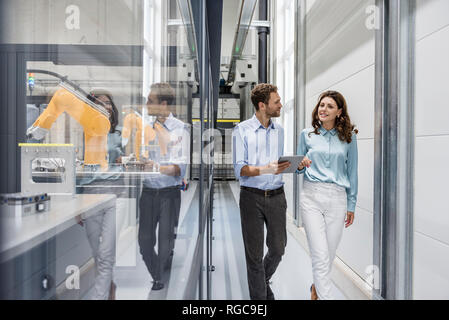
[260,160,291,175]
[277,155,305,174]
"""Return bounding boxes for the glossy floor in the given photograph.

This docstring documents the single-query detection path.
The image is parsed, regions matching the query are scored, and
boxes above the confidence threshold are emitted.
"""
[85,181,346,300]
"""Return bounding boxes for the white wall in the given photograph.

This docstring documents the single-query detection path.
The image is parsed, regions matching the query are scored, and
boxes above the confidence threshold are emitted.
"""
[304,0,375,283]
[413,0,449,300]
[0,0,148,97]
[300,0,449,299]
[0,0,144,45]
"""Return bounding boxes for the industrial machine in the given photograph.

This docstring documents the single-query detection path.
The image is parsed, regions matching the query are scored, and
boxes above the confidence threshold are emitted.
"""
[20,143,76,195]
[0,192,51,218]
[122,109,155,161]
[26,70,111,170]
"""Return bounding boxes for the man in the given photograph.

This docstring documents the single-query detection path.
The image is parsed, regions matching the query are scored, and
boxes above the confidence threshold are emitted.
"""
[233,83,291,300]
[138,82,189,291]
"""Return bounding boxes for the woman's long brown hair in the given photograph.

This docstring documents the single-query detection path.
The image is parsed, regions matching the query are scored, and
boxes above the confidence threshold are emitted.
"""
[310,90,358,143]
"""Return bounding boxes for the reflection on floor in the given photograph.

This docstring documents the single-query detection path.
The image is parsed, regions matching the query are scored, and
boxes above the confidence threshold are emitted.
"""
[112,181,199,300]
[86,181,346,300]
[213,181,346,300]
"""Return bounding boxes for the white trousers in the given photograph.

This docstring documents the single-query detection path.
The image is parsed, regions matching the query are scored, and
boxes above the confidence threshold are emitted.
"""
[300,180,347,300]
[84,205,116,300]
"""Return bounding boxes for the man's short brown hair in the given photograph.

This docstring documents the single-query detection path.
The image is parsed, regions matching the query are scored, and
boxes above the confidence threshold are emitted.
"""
[150,82,175,106]
[251,83,278,111]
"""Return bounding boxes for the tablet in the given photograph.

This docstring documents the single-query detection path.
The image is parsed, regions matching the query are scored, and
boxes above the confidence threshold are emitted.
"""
[278,155,305,174]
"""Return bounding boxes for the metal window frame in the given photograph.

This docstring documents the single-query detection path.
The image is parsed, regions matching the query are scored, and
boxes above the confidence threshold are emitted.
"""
[293,0,306,226]
[190,0,221,300]
[198,0,207,300]
[374,0,416,300]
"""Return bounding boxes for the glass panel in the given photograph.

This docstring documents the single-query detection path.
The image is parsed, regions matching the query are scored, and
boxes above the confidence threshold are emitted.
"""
[31,158,67,183]
[0,0,204,300]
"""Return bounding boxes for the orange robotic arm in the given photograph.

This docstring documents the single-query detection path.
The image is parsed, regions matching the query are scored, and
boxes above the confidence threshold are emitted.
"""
[27,86,111,169]
[122,112,156,160]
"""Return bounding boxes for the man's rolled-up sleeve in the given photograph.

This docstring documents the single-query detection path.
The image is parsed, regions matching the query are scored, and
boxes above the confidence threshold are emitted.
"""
[179,126,190,178]
[232,126,247,179]
[168,126,190,178]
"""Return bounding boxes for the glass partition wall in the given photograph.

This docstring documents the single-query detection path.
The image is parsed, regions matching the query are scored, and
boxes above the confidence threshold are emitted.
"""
[0,0,214,300]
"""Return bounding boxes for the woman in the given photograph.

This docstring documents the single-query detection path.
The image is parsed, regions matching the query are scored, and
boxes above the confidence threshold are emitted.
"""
[77,90,125,300]
[90,90,124,164]
[296,90,358,300]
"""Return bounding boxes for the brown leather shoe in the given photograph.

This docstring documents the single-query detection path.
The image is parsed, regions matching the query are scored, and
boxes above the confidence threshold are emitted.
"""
[108,281,116,300]
[310,284,318,300]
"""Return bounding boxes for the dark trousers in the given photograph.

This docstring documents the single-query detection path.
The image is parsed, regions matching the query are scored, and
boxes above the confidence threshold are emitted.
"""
[239,188,287,300]
[138,187,181,281]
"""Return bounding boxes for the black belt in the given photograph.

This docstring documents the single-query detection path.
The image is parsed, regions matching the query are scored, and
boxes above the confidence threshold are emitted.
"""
[143,186,181,193]
[240,186,284,197]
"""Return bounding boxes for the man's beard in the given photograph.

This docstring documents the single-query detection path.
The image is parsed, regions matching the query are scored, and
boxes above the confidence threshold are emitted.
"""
[266,109,280,118]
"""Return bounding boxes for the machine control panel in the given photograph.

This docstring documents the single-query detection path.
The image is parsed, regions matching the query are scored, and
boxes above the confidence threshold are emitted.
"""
[0,192,51,217]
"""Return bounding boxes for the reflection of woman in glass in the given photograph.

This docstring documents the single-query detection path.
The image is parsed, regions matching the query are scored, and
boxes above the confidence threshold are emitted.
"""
[296,91,358,300]
[90,90,124,164]
[77,90,124,300]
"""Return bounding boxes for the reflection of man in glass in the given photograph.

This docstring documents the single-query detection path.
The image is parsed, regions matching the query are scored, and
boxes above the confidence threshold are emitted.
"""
[138,83,189,291]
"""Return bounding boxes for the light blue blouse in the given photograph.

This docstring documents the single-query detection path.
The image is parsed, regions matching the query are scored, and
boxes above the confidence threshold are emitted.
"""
[296,127,358,212]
